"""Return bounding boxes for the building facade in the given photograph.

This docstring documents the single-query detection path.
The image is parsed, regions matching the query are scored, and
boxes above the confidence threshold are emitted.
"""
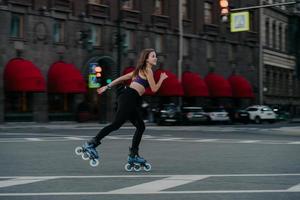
[262,0,300,116]
[0,0,297,123]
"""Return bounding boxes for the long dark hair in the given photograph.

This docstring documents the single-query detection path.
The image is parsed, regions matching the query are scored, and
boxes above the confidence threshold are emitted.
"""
[133,48,155,78]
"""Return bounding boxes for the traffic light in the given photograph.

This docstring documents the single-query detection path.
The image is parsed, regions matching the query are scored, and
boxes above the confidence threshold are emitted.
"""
[220,0,229,22]
[95,66,102,84]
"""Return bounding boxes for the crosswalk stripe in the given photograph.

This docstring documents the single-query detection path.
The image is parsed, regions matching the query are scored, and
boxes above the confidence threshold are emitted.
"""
[288,183,300,191]
[0,177,53,188]
[109,175,209,194]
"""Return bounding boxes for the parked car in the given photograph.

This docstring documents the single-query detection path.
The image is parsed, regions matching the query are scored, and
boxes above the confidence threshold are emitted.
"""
[181,107,209,124]
[227,109,250,124]
[153,103,181,125]
[245,105,277,124]
[272,107,291,121]
[203,107,230,123]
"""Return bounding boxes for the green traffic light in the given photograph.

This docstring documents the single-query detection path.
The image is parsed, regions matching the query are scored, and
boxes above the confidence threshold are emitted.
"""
[106,79,112,84]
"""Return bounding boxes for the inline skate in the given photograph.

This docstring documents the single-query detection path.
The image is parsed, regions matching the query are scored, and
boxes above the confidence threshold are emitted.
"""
[75,142,99,167]
[124,148,151,172]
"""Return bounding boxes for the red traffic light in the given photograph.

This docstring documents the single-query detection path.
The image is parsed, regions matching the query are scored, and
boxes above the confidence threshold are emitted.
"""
[219,0,229,22]
[220,0,229,8]
[95,66,102,73]
[95,66,102,78]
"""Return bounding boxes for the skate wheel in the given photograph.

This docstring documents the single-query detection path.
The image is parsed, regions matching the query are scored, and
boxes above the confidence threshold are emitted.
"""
[82,153,90,160]
[143,163,152,172]
[90,159,99,167]
[75,147,83,155]
[125,163,134,172]
[133,164,141,172]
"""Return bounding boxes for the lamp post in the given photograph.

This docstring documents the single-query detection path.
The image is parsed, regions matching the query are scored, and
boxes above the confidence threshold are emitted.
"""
[258,0,264,105]
[116,0,122,78]
[178,0,183,107]
[116,0,129,78]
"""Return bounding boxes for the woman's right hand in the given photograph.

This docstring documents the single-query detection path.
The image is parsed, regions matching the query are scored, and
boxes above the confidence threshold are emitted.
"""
[160,72,168,81]
[97,86,107,95]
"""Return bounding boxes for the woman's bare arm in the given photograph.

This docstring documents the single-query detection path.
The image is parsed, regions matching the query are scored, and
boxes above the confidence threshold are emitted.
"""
[145,69,168,93]
[97,72,133,94]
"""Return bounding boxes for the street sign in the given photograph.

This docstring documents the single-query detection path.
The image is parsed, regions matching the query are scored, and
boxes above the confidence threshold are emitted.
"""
[230,11,250,32]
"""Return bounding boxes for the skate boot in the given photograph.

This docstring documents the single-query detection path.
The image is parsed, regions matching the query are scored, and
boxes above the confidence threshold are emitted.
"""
[75,140,100,167]
[124,148,151,172]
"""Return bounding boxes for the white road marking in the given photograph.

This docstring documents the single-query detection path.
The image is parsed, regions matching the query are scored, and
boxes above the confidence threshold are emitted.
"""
[238,140,260,143]
[0,174,300,196]
[64,137,84,141]
[1,134,300,145]
[26,138,43,141]
[0,177,53,188]
[195,139,218,142]
[288,183,300,191]
[109,175,209,194]
[289,141,300,144]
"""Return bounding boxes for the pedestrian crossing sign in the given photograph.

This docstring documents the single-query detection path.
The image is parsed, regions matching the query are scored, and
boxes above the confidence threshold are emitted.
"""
[230,11,250,32]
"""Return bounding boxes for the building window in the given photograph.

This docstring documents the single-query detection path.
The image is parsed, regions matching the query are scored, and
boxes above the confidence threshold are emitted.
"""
[278,24,282,51]
[155,34,164,53]
[5,93,33,113]
[53,20,65,43]
[122,0,133,10]
[204,2,213,24]
[206,41,214,60]
[90,25,102,47]
[154,0,164,15]
[285,26,288,52]
[183,37,190,57]
[124,30,136,51]
[265,18,270,47]
[182,0,189,20]
[48,94,74,113]
[10,14,24,38]
[272,21,276,49]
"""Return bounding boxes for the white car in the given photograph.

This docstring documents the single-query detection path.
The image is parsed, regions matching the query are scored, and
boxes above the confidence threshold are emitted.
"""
[245,105,277,124]
[204,107,230,123]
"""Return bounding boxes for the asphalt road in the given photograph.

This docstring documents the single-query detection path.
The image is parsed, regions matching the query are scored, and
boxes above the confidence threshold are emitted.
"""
[0,123,300,200]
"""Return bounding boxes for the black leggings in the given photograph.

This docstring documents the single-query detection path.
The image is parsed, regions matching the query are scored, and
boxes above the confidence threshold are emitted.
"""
[92,87,145,151]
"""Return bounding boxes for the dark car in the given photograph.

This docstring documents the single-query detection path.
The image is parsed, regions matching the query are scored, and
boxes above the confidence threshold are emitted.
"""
[227,109,250,124]
[181,107,209,124]
[272,107,291,121]
[153,103,181,125]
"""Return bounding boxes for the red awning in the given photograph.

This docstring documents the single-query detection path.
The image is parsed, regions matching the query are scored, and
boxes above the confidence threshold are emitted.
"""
[182,71,209,97]
[154,69,184,96]
[4,58,46,92]
[122,66,154,96]
[48,62,87,93]
[204,73,232,97]
[228,75,254,98]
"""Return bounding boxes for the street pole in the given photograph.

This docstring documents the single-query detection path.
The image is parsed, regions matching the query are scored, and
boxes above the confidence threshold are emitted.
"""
[258,0,264,105]
[178,0,183,107]
[117,0,122,78]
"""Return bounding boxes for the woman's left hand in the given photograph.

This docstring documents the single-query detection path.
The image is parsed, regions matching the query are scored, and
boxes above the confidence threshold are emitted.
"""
[97,86,107,95]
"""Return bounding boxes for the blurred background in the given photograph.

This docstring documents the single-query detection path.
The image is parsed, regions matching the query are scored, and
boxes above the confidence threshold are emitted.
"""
[0,0,299,124]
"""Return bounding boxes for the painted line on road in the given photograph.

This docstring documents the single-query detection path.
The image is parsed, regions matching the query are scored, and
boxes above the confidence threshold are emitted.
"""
[1,189,300,196]
[1,135,300,145]
[0,174,300,196]
[110,175,209,194]
[0,177,54,188]
[288,183,300,191]
[2,173,300,179]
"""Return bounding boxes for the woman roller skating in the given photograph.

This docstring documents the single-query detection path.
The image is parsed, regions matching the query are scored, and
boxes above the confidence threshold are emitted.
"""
[75,48,168,170]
